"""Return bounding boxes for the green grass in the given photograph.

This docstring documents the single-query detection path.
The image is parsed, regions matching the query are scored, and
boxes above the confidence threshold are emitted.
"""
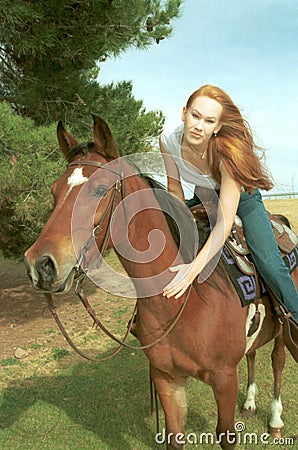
[0,248,297,449]
[0,348,158,450]
[0,341,297,450]
[0,358,21,367]
[51,348,70,360]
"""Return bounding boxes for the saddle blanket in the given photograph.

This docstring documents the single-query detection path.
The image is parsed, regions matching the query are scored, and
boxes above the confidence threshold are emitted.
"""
[222,245,298,307]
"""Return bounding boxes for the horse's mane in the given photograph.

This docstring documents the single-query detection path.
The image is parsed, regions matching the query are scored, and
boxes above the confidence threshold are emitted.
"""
[67,142,114,162]
[142,175,199,259]
[141,175,230,296]
[69,142,96,158]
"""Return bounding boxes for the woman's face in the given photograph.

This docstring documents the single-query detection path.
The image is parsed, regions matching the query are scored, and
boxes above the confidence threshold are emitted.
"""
[182,95,222,149]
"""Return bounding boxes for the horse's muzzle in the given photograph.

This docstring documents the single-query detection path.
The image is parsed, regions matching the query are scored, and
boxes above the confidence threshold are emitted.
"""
[24,253,56,290]
[24,253,74,293]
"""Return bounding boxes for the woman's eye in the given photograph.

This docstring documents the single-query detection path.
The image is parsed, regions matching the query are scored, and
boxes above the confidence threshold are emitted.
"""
[91,185,108,198]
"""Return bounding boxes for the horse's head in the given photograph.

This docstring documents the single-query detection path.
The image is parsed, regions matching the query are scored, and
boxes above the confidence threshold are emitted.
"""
[24,115,121,293]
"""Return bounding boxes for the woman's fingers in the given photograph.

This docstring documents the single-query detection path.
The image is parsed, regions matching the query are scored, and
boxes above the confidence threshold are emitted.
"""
[164,282,188,298]
[163,263,195,298]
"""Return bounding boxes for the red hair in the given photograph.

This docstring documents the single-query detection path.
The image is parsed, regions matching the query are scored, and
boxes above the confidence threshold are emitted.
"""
[186,85,274,193]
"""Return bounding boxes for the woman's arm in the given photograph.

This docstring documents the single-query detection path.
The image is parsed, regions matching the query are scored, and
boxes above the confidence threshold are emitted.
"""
[159,137,185,202]
[163,163,241,299]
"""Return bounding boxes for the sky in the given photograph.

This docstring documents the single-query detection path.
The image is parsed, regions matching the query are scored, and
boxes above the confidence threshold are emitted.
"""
[98,0,298,194]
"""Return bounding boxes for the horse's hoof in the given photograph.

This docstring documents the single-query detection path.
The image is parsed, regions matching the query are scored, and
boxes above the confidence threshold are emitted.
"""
[241,407,256,418]
[269,426,284,439]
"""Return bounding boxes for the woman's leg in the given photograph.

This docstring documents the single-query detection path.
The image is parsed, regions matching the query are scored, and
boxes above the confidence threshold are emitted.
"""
[237,189,298,322]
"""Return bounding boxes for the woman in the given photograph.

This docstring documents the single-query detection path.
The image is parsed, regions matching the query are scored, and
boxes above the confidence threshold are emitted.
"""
[160,84,298,326]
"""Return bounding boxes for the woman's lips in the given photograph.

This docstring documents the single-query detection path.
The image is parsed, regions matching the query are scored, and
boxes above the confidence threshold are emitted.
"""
[190,131,203,138]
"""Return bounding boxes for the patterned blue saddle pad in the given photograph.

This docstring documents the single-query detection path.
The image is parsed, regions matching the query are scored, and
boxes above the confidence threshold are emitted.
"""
[222,245,298,307]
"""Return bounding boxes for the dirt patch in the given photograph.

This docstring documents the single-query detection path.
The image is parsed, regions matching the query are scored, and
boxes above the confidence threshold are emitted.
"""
[0,259,76,359]
[0,256,136,363]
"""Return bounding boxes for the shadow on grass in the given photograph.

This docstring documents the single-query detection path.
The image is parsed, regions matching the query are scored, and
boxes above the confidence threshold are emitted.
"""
[0,349,151,449]
[1,342,296,449]
[0,346,211,450]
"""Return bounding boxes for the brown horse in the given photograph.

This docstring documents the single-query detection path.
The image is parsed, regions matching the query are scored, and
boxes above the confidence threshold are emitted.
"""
[25,116,297,449]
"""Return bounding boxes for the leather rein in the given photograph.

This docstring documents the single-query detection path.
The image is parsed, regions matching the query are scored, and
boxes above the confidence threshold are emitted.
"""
[44,159,192,362]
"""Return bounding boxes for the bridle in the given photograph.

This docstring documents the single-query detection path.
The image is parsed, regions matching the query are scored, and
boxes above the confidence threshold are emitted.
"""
[44,158,192,362]
[68,159,125,273]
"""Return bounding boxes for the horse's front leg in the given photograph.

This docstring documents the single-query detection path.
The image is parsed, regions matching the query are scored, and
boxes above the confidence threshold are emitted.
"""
[151,365,187,449]
[269,333,285,438]
[212,368,238,450]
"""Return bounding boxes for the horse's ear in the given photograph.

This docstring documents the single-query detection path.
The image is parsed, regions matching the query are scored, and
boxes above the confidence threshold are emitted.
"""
[92,115,120,160]
[57,121,78,161]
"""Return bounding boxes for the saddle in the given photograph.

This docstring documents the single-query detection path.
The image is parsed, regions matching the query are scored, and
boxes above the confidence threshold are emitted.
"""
[228,211,298,265]
[190,204,298,276]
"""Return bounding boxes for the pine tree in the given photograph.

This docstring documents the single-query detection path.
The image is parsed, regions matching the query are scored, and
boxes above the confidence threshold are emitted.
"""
[0,0,182,124]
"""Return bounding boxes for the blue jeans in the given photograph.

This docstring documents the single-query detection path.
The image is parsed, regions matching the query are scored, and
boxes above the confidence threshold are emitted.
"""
[237,189,298,321]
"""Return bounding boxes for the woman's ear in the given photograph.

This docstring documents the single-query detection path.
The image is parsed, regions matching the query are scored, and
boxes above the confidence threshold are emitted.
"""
[181,106,187,122]
[214,123,222,135]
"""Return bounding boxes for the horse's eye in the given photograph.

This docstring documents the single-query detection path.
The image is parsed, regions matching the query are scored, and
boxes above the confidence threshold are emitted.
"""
[91,185,108,198]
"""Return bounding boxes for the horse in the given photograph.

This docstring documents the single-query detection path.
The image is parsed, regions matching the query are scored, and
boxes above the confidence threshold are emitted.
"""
[24,115,297,449]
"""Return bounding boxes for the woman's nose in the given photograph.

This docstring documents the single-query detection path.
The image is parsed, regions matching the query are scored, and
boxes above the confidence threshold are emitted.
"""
[195,119,203,130]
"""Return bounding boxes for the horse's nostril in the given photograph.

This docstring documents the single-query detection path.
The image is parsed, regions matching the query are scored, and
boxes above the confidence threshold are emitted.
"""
[27,271,33,282]
[36,255,57,283]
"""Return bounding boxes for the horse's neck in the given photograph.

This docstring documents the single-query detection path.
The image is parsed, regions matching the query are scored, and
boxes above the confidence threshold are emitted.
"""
[114,178,181,296]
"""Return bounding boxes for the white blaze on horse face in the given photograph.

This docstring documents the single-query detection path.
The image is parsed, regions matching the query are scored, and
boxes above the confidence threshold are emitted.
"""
[65,167,89,199]
[68,167,89,190]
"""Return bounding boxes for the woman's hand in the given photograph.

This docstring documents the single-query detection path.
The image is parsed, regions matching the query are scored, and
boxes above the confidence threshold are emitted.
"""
[163,262,199,299]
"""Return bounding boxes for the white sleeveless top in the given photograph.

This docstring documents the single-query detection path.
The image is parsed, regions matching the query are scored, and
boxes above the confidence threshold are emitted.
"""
[160,124,220,192]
